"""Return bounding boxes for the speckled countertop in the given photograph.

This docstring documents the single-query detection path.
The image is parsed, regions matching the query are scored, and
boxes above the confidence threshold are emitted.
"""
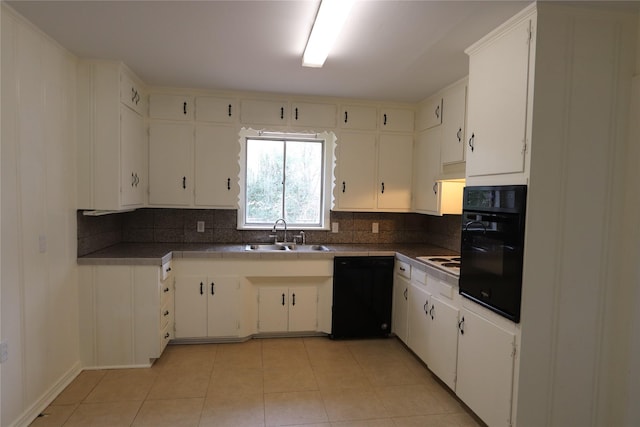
[77,242,459,284]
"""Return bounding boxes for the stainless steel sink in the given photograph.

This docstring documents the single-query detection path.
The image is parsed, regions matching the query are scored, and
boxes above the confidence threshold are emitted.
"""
[245,244,296,251]
[244,244,330,252]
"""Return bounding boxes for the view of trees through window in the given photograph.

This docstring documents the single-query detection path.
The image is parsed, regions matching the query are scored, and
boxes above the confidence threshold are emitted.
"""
[245,138,323,226]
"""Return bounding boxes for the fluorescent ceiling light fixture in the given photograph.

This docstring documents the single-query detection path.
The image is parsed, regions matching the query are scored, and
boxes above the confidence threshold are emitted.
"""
[303,0,355,68]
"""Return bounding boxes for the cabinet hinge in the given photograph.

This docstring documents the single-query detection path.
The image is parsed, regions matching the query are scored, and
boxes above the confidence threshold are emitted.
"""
[522,140,528,154]
[511,344,517,359]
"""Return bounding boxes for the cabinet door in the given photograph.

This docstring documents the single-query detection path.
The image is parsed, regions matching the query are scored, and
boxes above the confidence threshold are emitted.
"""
[207,276,240,337]
[407,282,430,363]
[335,132,376,210]
[288,286,318,332]
[457,308,515,427]
[441,82,467,165]
[120,70,145,115]
[195,96,236,123]
[380,108,414,132]
[291,102,337,128]
[377,134,413,210]
[174,276,207,338]
[194,124,239,208]
[340,105,377,130]
[149,94,194,121]
[392,274,410,343]
[427,296,459,390]
[240,99,288,125]
[418,96,442,130]
[465,18,531,177]
[413,127,441,214]
[149,122,193,206]
[120,105,146,207]
[258,287,289,333]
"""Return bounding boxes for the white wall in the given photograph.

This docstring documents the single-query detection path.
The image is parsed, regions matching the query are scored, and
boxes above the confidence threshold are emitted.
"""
[1,5,80,426]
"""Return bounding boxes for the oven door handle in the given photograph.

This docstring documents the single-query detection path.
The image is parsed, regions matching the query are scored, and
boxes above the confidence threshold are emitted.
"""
[463,220,487,233]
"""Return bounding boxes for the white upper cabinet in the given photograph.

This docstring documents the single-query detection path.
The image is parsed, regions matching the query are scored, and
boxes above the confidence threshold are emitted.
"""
[340,104,378,130]
[195,96,237,124]
[334,132,377,210]
[240,99,288,125]
[377,134,413,210]
[290,102,337,128]
[149,94,194,121]
[380,108,414,132]
[77,60,147,211]
[465,15,534,178]
[148,122,194,206]
[194,124,239,208]
[440,80,467,165]
[417,96,443,130]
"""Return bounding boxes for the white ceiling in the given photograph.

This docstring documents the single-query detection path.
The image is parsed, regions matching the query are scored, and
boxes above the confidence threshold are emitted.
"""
[7,0,534,103]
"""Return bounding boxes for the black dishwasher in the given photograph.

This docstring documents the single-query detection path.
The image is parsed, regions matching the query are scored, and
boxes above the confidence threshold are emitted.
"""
[331,256,394,339]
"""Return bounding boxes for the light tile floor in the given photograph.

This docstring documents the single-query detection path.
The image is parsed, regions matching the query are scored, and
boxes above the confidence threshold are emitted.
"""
[30,337,483,427]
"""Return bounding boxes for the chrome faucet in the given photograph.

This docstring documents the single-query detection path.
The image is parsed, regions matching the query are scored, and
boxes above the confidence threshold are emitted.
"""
[271,218,287,243]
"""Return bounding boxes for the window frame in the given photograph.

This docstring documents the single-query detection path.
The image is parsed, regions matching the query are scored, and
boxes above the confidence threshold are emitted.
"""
[237,128,335,230]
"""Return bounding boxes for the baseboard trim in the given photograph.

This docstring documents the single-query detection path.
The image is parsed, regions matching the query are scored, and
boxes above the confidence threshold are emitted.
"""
[9,361,82,427]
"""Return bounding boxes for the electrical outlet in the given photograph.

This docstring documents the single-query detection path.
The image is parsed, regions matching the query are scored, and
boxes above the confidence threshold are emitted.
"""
[372,223,379,234]
[0,341,8,364]
[331,222,339,233]
[197,221,205,233]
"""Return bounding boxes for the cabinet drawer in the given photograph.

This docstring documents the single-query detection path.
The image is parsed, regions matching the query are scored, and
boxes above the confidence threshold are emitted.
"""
[412,267,426,285]
[196,96,236,123]
[160,321,173,353]
[395,260,411,279]
[161,260,173,281]
[160,298,174,331]
[150,94,194,120]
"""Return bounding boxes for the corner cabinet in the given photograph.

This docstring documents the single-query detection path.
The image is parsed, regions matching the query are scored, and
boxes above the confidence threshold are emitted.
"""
[77,61,147,211]
[78,261,175,368]
[465,12,535,180]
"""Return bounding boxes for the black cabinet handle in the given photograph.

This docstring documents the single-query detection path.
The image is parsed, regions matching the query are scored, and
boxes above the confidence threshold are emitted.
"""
[131,87,136,102]
[430,305,434,320]
[292,293,296,306]
[164,310,169,316]
[344,111,348,123]
[381,182,385,194]
[280,107,284,120]
[200,282,204,295]
[432,182,438,195]
[131,172,135,187]
[468,133,475,152]
[342,181,346,193]
[281,293,285,306]
[295,107,298,120]
[228,104,232,117]
[457,128,462,142]
[182,176,186,189]
[423,301,428,314]
[458,316,465,335]
[211,282,215,295]
[227,178,231,190]
[403,288,408,300]
[383,113,387,126]
[164,332,170,339]
[183,102,187,115]
[166,267,172,272]
[435,105,440,119]
[164,287,170,293]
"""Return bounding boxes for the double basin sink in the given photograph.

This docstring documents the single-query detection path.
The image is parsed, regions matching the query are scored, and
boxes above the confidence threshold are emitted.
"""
[245,243,330,252]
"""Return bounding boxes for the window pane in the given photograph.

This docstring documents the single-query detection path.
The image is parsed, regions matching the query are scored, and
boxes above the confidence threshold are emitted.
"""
[285,140,322,224]
[246,139,283,223]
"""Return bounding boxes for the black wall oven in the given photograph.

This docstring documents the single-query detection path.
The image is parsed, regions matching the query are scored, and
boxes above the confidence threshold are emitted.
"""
[459,185,527,323]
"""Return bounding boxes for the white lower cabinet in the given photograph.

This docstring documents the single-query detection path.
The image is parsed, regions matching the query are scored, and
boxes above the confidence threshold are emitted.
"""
[174,275,241,338]
[425,289,459,390]
[257,286,318,333]
[392,264,410,343]
[78,261,174,368]
[456,307,516,427]
[407,280,430,363]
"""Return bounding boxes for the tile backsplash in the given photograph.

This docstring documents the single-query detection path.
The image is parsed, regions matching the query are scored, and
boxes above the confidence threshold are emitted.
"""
[77,208,461,256]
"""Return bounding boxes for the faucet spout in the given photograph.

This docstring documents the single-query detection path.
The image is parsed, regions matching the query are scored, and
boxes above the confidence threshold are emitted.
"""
[272,218,288,243]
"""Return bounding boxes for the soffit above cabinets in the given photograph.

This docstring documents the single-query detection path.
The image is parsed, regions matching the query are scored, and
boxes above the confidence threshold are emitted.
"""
[7,0,531,103]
